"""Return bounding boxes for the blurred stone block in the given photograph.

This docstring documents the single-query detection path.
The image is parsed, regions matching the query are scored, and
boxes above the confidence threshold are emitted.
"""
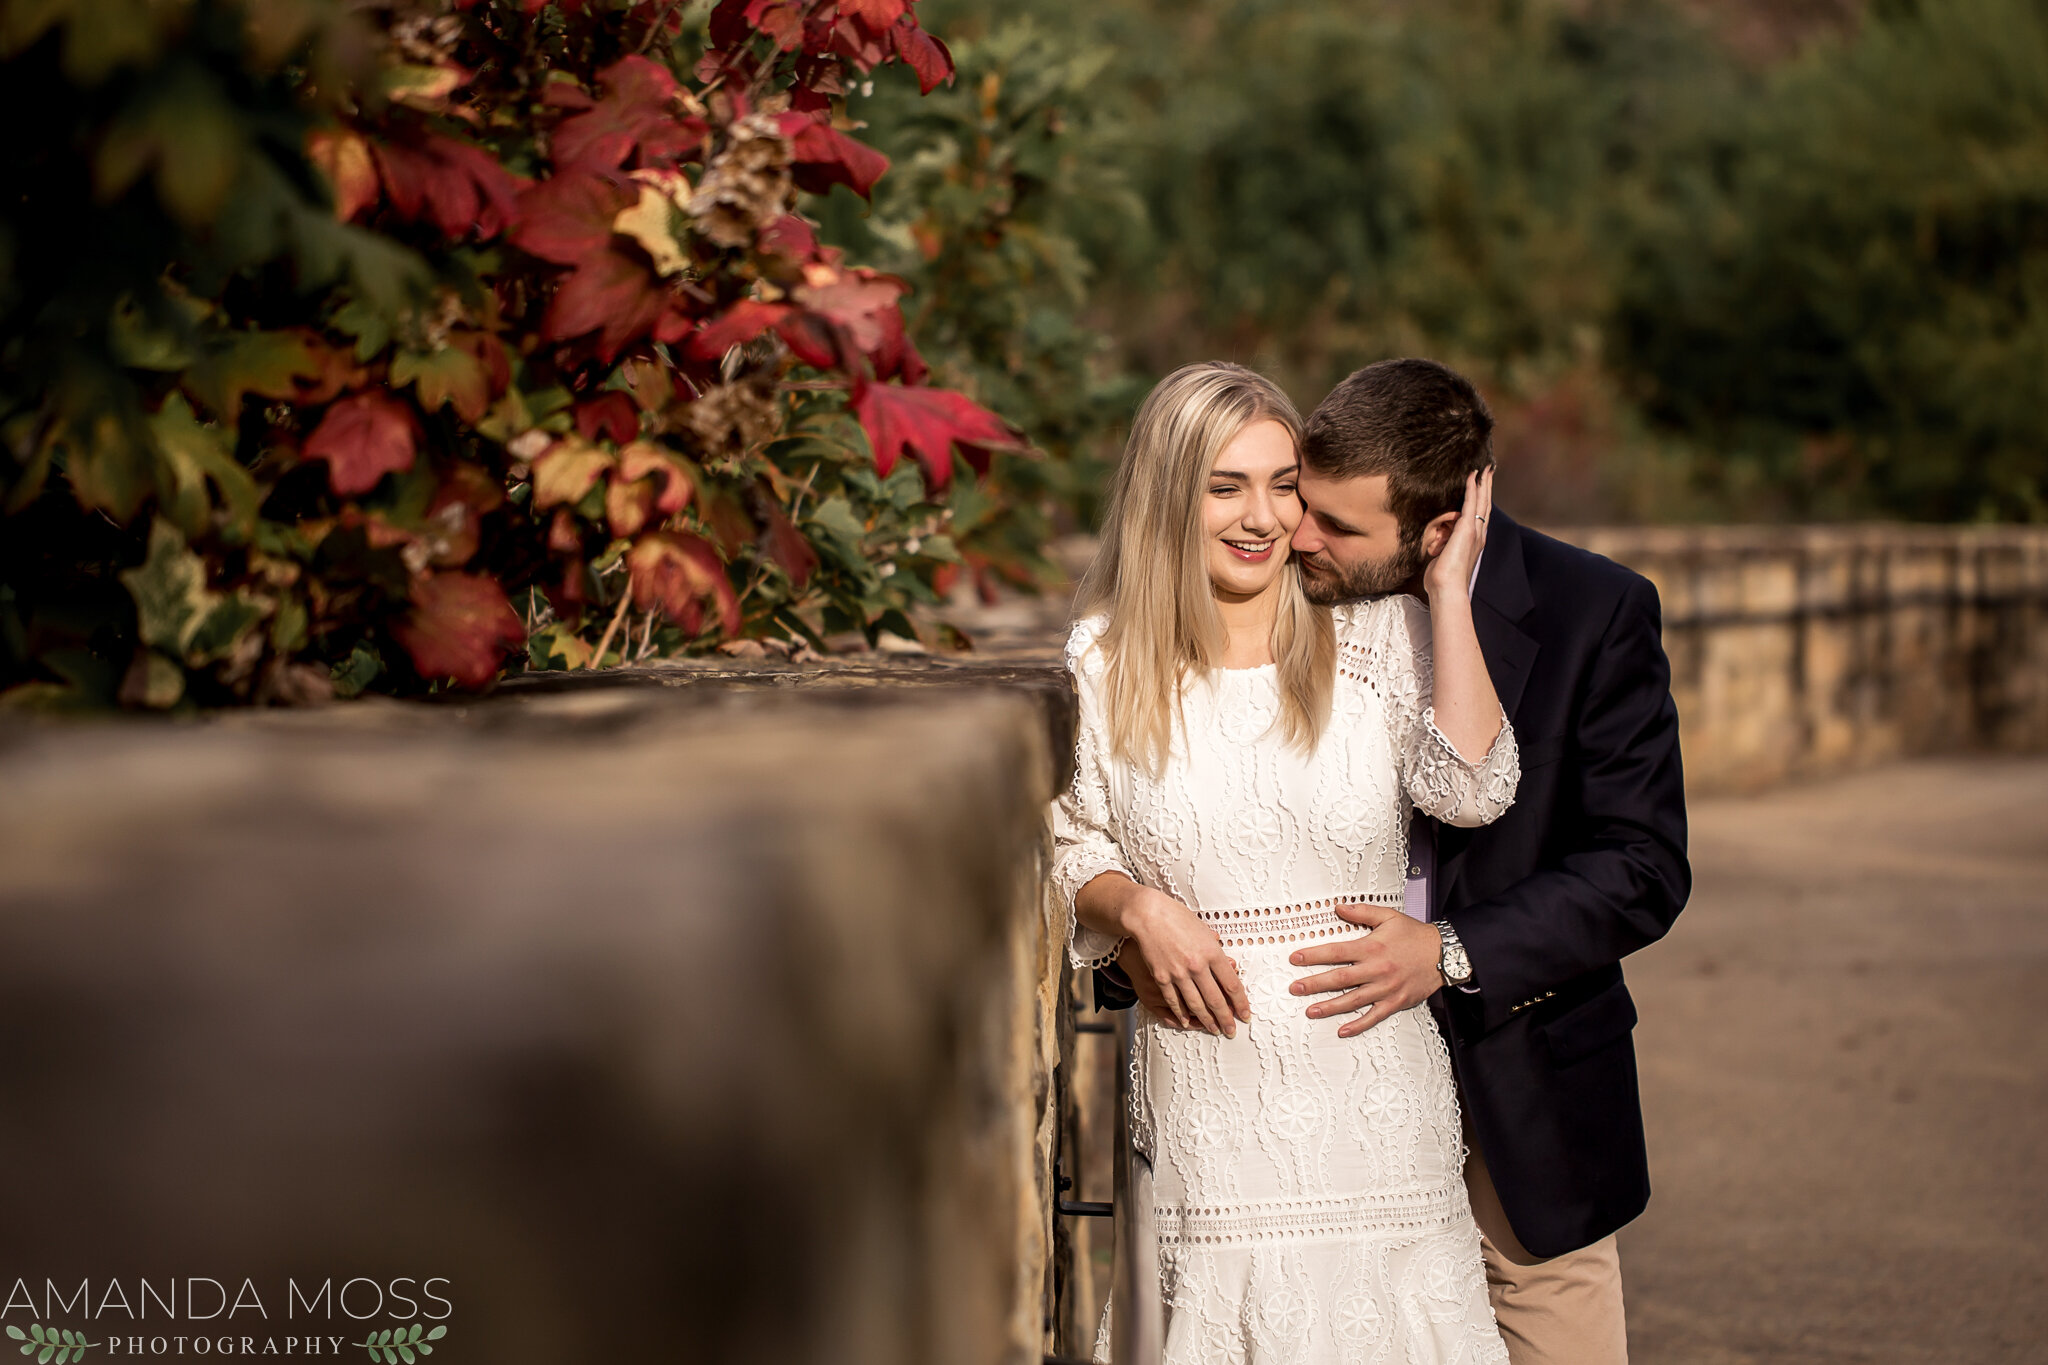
[0,673,1069,1365]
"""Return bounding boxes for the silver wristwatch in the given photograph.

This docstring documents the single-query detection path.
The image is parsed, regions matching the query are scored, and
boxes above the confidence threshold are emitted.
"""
[1437,922,1475,989]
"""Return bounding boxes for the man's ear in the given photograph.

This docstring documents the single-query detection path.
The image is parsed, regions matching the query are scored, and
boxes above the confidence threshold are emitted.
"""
[1420,509,1458,559]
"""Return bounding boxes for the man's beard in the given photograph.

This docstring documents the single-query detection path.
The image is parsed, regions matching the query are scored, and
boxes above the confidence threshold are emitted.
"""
[1296,538,1425,605]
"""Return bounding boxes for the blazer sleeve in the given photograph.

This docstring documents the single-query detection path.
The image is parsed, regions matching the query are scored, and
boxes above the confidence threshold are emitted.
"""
[1444,576,1691,1034]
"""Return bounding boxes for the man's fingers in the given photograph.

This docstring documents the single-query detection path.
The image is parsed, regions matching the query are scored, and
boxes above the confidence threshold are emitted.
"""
[1338,1000,1386,1038]
[1307,983,1389,1019]
[1292,965,1371,998]
[1332,901,1397,929]
[1290,939,1371,965]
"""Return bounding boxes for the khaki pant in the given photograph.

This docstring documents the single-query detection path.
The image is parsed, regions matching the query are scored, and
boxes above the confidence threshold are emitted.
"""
[1462,1128,1629,1365]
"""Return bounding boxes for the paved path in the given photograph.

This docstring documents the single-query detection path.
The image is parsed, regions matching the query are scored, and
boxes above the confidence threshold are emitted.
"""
[1621,758,2048,1363]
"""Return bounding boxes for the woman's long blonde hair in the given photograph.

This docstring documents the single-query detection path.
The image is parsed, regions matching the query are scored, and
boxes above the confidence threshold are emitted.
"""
[1076,361,1336,774]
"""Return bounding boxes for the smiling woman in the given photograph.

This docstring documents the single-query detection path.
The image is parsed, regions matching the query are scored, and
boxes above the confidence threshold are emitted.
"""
[1071,361,1334,776]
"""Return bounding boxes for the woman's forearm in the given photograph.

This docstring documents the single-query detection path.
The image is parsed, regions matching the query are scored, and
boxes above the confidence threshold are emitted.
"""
[1075,869,1145,940]
[1426,590,1504,761]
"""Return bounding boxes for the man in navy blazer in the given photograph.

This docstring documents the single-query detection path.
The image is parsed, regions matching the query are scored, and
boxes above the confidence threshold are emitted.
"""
[1099,358,1689,1365]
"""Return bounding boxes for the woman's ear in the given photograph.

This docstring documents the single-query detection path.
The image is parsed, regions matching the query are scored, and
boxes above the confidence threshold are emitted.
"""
[1421,509,1458,559]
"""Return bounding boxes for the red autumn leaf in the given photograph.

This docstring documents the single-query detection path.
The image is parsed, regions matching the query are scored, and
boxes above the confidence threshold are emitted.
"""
[852,383,1023,490]
[776,113,890,199]
[759,214,820,261]
[706,0,752,50]
[742,0,809,49]
[547,507,583,555]
[684,299,792,362]
[553,56,700,171]
[772,310,849,371]
[371,133,524,240]
[617,441,695,518]
[303,392,421,496]
[839,0,907,28]
[510,171,637,266]
[421,465,503,567]
[793,265,904,353]
[627,532,740,637]
[869,305,928,384]
[392,571,527,688]
[541,248,670,361]
[889,17,953,93]
[575,392,641,444]
[754,486,818,587]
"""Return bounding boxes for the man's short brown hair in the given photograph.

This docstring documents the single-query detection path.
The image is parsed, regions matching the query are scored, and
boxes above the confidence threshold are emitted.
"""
[1301,359,1495,545]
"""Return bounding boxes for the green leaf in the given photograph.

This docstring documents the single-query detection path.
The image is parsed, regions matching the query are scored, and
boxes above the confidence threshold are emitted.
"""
[5,1327,22,1341]
[407,1324,423,1342]
[270,596,308,654]
[94,63,245,228]
[425,1326,447,1340]
[27,1325,42,1344]
[120,519,216,655]
[182,329,325,423]
[59,409,154,522]
[148,392,260,540]
[38,1343,52,1364]
[414,1348,431,1357]
[331,298,393,362]
[375,1327,392,1345]
[398,1346,415,1364]
[393,346,489,423]
[110,292,198,370]
[186,590,266,665]
[330,642,381,698]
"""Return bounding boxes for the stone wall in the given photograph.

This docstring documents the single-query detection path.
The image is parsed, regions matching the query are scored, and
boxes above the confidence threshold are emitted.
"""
[982,523,2048,793]
[0,658,1075,1365]
[1557,524,2048,790]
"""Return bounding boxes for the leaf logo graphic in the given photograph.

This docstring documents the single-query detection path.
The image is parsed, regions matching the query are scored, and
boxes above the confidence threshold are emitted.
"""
[6,1324,99,1362]
[353,1323,446,1362]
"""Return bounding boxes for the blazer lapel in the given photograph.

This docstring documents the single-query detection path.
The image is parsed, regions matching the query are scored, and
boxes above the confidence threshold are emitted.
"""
[1434,511,1538,908]
[1471,511,1539,721]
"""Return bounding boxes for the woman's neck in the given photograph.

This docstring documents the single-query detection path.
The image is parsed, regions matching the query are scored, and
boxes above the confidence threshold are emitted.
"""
[1213,580,1282,668]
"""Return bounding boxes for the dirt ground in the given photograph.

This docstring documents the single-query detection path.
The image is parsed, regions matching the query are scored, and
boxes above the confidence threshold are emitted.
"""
[1620,758,2048,1364]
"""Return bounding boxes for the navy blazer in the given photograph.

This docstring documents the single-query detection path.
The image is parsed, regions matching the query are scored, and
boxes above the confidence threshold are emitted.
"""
[1431,511,1689,1257]
[1091,510,1691,1258]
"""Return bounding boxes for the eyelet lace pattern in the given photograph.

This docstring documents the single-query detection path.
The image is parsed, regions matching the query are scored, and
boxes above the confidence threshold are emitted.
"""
[1051,595,1518,1364]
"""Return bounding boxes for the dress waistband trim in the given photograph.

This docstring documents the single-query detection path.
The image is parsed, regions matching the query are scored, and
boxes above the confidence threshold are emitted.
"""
[1195,892,1403,948]
[1155,1184,1467,1248]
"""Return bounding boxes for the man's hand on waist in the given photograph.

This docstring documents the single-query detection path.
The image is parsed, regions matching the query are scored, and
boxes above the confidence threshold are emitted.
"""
[1288,902,1446,1038]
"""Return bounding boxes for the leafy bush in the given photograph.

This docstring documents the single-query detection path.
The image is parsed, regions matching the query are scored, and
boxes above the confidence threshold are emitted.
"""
[0,0,1046,708]
[1611,0,2048,520]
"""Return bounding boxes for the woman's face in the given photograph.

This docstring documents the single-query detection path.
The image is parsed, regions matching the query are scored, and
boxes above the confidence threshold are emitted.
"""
[1202,418,1303,603]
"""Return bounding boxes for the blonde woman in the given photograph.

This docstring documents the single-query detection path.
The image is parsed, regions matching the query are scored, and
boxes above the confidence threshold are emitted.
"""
[1055,362,1519,1364]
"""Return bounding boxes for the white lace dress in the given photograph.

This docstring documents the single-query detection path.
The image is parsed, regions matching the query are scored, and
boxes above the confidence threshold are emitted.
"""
[1054,595,1520,1365]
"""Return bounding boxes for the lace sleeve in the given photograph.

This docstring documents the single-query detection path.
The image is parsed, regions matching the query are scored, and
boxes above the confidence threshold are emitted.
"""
[1051,622,1134,969]
[1353,595,1520,829]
